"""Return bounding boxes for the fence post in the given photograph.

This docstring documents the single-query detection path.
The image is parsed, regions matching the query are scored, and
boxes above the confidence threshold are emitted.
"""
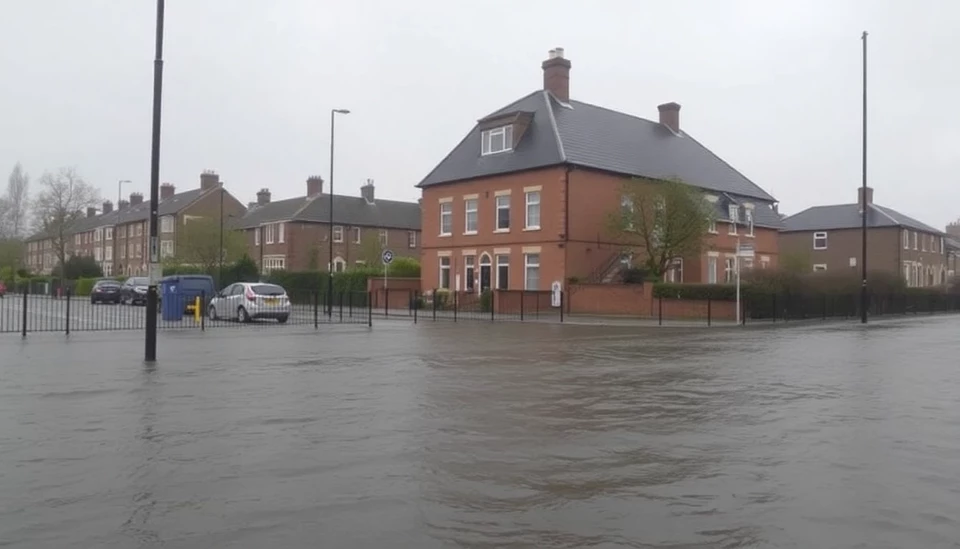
[65,289,72,335]
[21,290,27,338]
[200,291,206,331]
[559,291,564,322]
[491,291,495,322]
[348,291,353,318]
[414,291,418,324]
[658,296,662,326]
[367,291,372,327]
[520,291,525,321]
[313,291,319,329]
[453,291,458,322]
[707,297,711,327]
[384,288,389,318]
[432,289,438,321]
[339,292,344,322]
[772,294,777,323]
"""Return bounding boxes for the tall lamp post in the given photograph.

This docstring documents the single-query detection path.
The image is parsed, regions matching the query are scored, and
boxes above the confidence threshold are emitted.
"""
[117,179,131,275]
[145,0,165,362]
[860,31,869,324]
[328,108,350,317]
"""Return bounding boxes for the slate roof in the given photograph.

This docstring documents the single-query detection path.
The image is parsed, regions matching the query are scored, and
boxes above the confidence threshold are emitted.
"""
[781,203,943,234]
[235,193,421,231]
[417,90,777,204]
[27,188,215,240]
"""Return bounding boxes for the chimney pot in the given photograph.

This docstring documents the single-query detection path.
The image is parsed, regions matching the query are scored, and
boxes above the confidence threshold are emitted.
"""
[160,183,175,200]
[129,192,144,206]
[86,207,97,218]
[200,170,220,190]
[256,188,271,206]
[119,199,129,210]
[361,179,375,203]
[306,175,324,197]
[658,102,682,133]
[542,47,572,102]
[858,186,874,209]
[102,200,114,214]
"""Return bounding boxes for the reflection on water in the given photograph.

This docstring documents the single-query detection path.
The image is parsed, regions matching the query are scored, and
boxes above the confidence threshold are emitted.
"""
[1,320,960,548]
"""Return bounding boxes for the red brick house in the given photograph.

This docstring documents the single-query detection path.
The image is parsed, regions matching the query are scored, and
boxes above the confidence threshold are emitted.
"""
[418,48,780,294]
[235,177,421,273]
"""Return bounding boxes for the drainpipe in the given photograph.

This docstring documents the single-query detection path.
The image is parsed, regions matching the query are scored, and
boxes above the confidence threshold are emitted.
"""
[563,165,573,282]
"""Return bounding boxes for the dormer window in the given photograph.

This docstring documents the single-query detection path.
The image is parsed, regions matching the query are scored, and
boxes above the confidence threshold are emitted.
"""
[481,125,514,155]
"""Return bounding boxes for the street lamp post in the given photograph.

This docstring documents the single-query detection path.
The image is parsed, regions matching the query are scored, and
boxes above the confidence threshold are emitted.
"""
[860,31,869,324]
[328,108,350,317]
[145,0,165,362]
[117,179,131,277]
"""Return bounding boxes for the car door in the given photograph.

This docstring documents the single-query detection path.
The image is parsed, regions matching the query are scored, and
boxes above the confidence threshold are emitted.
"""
[227,284,243,311]
[218,284,235,310]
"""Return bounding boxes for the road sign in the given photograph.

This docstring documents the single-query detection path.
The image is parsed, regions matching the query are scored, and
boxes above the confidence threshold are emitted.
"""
[737,243,755,258]
[381,249,394,264]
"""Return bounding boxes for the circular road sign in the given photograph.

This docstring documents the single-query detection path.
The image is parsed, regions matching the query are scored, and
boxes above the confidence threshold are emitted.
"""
[381,249,394,264]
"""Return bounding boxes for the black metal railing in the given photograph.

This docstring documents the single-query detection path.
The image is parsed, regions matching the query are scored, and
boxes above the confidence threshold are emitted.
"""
[370,289,565,323]
[1,288,373,335]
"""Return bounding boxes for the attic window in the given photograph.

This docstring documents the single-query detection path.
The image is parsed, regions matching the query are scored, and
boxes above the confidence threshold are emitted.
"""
[481,125,513,156]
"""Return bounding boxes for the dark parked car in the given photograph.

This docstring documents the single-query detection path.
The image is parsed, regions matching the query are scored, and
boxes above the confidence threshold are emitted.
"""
[90,279,122,304]
[121,276,150,305]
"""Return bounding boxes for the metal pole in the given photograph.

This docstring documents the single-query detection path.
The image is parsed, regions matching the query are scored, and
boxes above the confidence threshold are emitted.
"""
[860,30,869,324]
[328,109,334,318]
[218,184,224,287]
[144,0,165,363]
[735,238,741,325]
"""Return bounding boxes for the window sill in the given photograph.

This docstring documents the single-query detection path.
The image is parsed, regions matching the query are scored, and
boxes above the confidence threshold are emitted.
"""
[493,228,510,234]
[463,231,478,236]
[523,226,541,232]
[813,247,827,251]
[744,233,755,238]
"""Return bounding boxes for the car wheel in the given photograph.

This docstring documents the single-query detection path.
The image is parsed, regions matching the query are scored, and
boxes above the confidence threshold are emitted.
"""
[237,306,250,323]
[90,299,96,305]
[208,305,217,320]
[277,315,289,324]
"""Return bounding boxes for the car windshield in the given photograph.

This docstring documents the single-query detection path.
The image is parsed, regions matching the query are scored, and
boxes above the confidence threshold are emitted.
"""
[128,277,149,286]
[251,284,285,296]
[96,281,120,288]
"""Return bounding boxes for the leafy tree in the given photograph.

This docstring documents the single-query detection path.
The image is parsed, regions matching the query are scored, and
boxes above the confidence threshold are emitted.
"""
[31,167,99,271]
[52,255,103,279]
[0,238,24,270]
[358,236,385,268]
[172,217,246,275]
[387,256,420,278]
[609,178,714,278]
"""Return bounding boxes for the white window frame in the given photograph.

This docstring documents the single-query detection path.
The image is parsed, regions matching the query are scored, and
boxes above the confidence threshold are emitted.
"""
[524,191,541,230]
[438,256,451,290]
[745,208,754,237]
[353,227,362,244]
[495,195,510,231]
[913,231,918,250]
[74,234,81,245]
[495,254,509,290]
[137,223,143,237]
[255,227,260,246]
[707,256,718,284]
[94,229,102,242]
[903,230,909,250]
[922,234,927,252]
[524,253,540,290]
[665,258,683,283]
[464,198,478,234]
[135,243,142,258]
[379,230,388,247]
[105,227,113,241]
[407,231,417,248]
[332,256,346,273]
[813,264,828,272]
[120,243,126,259]
[813,231,828,250]
[278,222,285,244]
[263,255,286,273]
[724,257,735,283]
[333,225,344,243]
[265,224,275,244]
[464,255,476,292]
[161,215,174,234]
[160,240,173,258]
[104,246,113,261]
[439,202,453,236]
[707,217,717,234]
[481,125,514,156]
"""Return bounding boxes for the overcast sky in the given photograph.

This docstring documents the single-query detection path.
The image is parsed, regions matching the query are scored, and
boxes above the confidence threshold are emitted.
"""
[2,1,957,227]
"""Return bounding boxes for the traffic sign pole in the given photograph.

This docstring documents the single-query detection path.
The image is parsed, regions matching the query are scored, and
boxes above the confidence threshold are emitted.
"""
[381,249,394,293]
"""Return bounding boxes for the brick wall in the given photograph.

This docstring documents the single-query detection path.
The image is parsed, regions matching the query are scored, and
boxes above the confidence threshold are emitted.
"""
[566,283,736,320]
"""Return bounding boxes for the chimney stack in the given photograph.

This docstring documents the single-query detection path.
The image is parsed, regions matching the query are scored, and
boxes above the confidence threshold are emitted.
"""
[542,47,571,102]
[102,200,114,214]
[86,207,97,218]
[247,201,257,210]
[306,175,324,197]
[160,183,175,200]
[200,170,220,190]
[361,179,375,203]
[256,188,271,206]
[858,186,874,210]
[129,192,144,206]
[119,199,129,210]
[658,102,681,133]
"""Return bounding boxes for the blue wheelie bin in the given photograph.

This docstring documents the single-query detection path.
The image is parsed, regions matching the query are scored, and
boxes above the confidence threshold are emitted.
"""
[161,278,183,321]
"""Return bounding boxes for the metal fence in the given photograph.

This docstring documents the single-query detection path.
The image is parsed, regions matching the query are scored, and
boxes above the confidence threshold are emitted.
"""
[370,289,565,323]
[743,292,960,323]
[0,289,372,336]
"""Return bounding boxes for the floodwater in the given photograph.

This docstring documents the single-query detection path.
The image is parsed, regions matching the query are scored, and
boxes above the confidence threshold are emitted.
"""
[1,319,960,548]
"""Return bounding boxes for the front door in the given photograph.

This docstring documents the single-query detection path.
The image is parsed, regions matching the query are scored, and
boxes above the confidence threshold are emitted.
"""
[479,265,491,291]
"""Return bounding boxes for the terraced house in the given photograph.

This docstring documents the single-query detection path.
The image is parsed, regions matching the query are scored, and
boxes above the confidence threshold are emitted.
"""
[24,171,245,276]
[418,48,780,293]
[235,177,421,273]
[781,187,950,287]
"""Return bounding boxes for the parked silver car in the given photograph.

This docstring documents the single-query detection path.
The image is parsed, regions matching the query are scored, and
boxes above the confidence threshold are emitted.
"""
[208,282,291,323]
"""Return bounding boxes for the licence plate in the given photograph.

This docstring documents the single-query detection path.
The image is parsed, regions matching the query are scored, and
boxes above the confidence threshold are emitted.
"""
[265,298,277,305]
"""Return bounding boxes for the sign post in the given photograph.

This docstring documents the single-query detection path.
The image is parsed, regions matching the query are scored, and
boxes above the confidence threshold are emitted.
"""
[381,249,394,291]
[736,240,755,325]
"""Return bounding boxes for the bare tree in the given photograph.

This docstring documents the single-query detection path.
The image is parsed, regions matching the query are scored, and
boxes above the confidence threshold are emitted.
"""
[32,167,99,272]
[169,216,246,274]
[6,163,30,238]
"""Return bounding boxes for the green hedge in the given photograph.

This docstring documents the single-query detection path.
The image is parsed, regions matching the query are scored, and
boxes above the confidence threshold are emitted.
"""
[263,268,379,304]
[74,277,98,296]
[653,283,738,301]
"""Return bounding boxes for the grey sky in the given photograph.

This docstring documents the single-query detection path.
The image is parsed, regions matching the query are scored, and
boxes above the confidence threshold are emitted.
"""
[2,1,957,228]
